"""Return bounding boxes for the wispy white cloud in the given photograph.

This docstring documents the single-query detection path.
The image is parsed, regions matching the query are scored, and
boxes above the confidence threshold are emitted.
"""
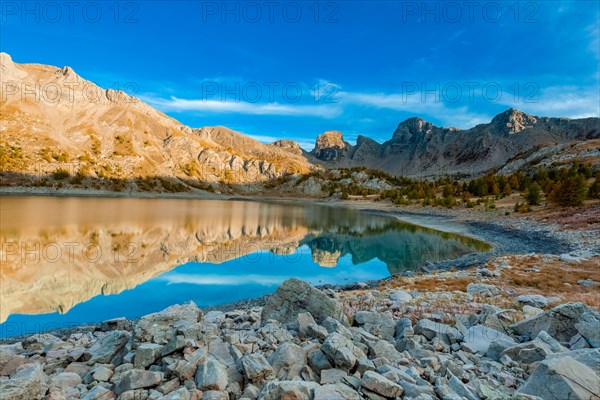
[140,95,343,119]
[338,91,491,129]
[156,273,287,286]
[499,85,600,119]
[586,22,600,59]
[244,133,314,150]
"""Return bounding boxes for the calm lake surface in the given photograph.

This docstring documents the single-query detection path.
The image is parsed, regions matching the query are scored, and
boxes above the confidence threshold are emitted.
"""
[0,196,489,337]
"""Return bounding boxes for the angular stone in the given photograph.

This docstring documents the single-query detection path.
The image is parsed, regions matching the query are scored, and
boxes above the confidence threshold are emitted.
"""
[575,312,600,348]
[49,372,81,393]
[135,343,163,368]
[466,283,499,297]
[113,369,163,395]
[268,343,306,380]
[518,354,600,400]
[361,371,403,398]
[400,382,436,399]
[394,318,413,341]
[314,383,361,400]
[448,376,479,400]
[81,385,115,400]
[159,387,191,400]
[201,390,227,400]
[516,294,549,308]
[486,336,518,362]
[175,348,206,381]
[308,349,333,373]
[240,353,274,382]
[134,302,202,344]
[512,302,597,342]
[297,312,317,338]
[322,317,352,337]
[389,290,412,303]
[0,363,48,400]
[258,380,319,400]
[320,368,347,384]
[101,317,133,331]
[84,330,131,365]
[365,339,402,362]
[0,350,31,376]
[461,325,515,354]
[546,348,600,370]
[414,319,463,343]
[321,333,356,370]
[261,278,348,330]
[503,331,567,364]
[91,364,114,382]
[354,311,396,341]
[195,356,227,391]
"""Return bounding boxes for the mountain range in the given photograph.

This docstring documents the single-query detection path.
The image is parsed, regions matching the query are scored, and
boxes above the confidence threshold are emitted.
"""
[307,111,599,178]
[1,52,598,190]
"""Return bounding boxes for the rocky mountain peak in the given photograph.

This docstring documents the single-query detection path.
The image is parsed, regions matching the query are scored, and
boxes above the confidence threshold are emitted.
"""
[491,108,539,134]
[314,131,345,150]
[391,117,437,142]
[0,51,13,65]
[311,131,348,162]
[0,52,26,80]
[272,139,301,150]
[272,139,303,155]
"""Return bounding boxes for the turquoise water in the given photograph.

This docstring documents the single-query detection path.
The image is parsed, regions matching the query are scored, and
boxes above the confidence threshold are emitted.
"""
[0,197,488,337]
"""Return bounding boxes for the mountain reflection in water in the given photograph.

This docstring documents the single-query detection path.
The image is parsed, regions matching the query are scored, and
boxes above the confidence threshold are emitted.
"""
[0,197,489,336]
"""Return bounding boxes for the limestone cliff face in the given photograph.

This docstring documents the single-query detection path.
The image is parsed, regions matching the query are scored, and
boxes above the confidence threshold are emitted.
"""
[0,53,312,188]
[311,131,350,162]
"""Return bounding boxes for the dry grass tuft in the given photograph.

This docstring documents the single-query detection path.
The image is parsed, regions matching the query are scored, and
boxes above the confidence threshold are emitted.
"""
[490,255,600,308]
[386,275,475,292]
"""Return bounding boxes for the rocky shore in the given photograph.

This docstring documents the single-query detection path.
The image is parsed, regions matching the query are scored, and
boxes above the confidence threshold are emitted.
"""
[1,261,599,400]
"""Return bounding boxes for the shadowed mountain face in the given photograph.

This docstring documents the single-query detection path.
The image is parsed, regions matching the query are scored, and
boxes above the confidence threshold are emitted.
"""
[310,110,600,178]
[0,197,488,325]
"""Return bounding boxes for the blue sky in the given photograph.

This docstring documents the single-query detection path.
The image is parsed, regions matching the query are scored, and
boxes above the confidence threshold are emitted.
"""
[2,0,599,149]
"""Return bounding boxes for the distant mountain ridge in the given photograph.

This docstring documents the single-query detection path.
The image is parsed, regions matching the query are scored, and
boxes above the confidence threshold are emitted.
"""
[309,109,599,177]
[1,52,599,189]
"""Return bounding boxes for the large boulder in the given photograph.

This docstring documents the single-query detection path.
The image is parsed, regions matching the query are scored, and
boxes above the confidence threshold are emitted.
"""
[361,371,404,398]
[321,333,358,371]
[268,343,306,380]
[575,312,600,348]
[353,311,396,341]
[512,302,598,342]
[0,363,48,400]
[516,294,549,308]
[461,325,516,354]
[518,353,600,399]
[503,331,567,364]
[83,330,131,365]
[240,353,275,382]
[134,302,202,344]
[261,279,348,329]
[113,369,163,395]
[196,356,228,391]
